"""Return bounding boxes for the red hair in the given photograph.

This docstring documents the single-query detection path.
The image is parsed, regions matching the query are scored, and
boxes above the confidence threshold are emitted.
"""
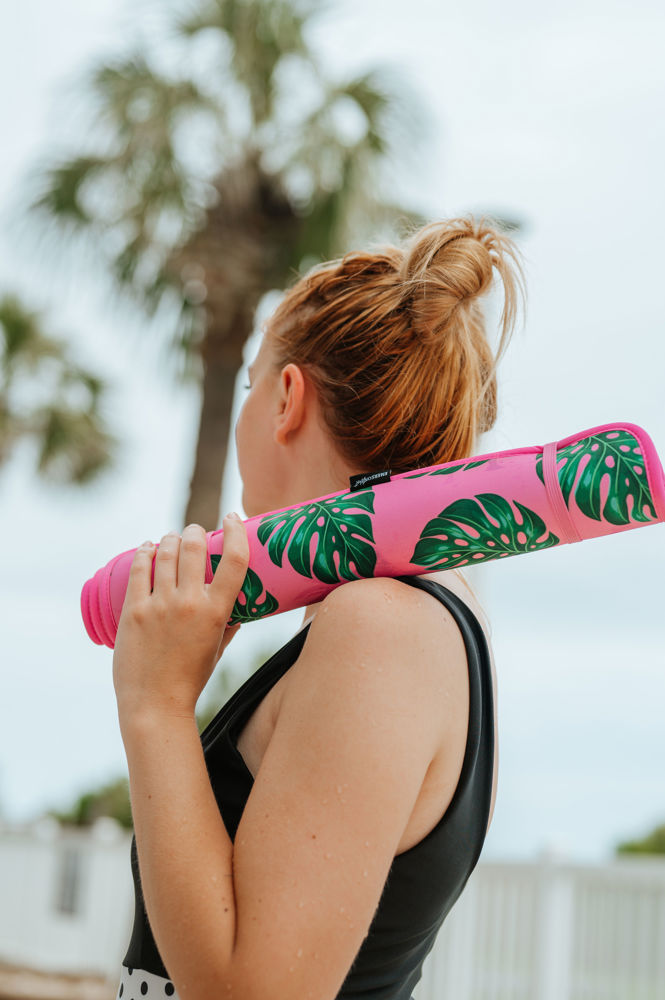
[268,215,527,473]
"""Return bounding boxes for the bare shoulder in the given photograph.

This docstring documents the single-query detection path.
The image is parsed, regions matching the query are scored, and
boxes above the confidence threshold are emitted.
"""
[282,575,469,763]
[316,575,469,665]
[320,573,464,622]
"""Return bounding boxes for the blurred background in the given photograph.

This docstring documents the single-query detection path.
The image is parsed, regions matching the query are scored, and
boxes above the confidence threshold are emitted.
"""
[1,0,664,995]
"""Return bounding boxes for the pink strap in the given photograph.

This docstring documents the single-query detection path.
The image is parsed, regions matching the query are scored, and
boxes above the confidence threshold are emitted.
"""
[542,441,582,544]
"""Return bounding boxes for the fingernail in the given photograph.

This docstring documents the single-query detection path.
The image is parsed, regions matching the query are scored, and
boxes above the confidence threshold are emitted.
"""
[140,540,154,549]
[225,511,241,521]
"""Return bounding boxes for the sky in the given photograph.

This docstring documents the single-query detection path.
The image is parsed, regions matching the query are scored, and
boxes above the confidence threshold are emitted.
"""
[0,0,664,863]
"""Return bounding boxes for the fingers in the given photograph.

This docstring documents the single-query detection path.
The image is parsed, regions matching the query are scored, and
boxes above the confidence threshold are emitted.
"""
[211,513,250,610]
[176,523,207,592]
[126,541,156,603]
[128,518,248,612]
[153,529,182,592]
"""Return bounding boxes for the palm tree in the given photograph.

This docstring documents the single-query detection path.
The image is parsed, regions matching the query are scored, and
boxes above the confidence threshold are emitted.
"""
[16,0,430,530]
[0,293,118,485]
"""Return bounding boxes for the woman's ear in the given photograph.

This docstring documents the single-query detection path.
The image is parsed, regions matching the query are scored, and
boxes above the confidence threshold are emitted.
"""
[274,363,307,445]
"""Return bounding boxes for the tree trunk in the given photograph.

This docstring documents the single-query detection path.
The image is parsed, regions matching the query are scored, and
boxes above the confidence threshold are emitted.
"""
[183,297,258,531]
[183,350,239,532]
[178,155,303,530]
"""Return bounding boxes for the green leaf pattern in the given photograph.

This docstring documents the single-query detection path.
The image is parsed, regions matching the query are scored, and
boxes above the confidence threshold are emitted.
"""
[404,458,489,479]
[257,490,377,584]
[409,493,559,570]
[232,431,652,604]
[535,429,655,524]
[210,557,279,624]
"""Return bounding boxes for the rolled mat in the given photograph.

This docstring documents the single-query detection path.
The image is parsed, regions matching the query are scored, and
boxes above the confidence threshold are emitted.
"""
[81,420,665,649]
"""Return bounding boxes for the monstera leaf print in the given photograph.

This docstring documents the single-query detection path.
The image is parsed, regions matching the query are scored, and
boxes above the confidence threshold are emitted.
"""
[210,559,279,625]
[404,458,489,479]
[410,493,559,569]
[536,429,656,524]
[257,490,377,584]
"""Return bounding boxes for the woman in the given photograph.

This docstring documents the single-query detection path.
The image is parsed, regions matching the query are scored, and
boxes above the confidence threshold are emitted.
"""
[112,215,526,1000]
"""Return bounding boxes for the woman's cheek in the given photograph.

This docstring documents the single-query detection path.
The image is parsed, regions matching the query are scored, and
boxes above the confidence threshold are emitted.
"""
[235,399,260,513]
[234,399,250,465]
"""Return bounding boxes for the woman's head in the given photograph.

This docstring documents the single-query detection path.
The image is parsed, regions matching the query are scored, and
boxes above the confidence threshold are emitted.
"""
[236,215,527,517]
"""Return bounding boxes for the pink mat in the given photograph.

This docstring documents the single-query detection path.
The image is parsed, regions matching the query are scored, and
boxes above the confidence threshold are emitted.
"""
[81,420,665,649]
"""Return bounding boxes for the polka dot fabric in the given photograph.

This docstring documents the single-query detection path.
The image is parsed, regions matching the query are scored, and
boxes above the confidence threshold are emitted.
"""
[115,965,178,999]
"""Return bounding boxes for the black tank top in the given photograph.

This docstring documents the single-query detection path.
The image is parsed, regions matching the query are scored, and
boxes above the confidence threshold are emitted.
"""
[123,574,495,999]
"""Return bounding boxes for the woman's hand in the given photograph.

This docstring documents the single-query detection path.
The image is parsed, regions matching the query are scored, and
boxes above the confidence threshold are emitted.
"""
[112,516,249,724]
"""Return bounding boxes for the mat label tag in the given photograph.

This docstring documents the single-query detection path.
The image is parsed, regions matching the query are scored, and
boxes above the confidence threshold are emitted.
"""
[349,470,391,492]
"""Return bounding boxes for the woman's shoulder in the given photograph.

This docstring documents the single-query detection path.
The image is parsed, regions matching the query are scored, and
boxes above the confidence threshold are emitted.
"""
[312,572,489,648]
[318,574,467,641]
[306,573,498,833]
[291,575,471,733]
[300,570,489,635]
[284,572,498,841]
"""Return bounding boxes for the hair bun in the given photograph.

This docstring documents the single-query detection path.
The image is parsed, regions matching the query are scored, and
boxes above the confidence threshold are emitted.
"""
[267,212,526,477]
[399,215,523,342]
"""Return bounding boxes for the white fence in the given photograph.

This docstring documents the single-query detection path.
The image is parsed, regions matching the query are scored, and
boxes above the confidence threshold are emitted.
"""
[415,853,665,1000]
[0,818,134,981]
[1,821,665,998]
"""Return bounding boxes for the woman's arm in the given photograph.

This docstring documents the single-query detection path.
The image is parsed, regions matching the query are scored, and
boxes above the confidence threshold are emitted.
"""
[119,574,457,1000]
[120,708,238,981]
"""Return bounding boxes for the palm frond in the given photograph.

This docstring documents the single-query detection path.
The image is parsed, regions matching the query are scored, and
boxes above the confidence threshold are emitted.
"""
[265,60,429,262]
[28,155,109,230]
[15,50,228,340]
[173,0,324,127]
[89,52,220,141]
[0,295,67,372]
[0,292,121,485]
[31,402,120,486]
